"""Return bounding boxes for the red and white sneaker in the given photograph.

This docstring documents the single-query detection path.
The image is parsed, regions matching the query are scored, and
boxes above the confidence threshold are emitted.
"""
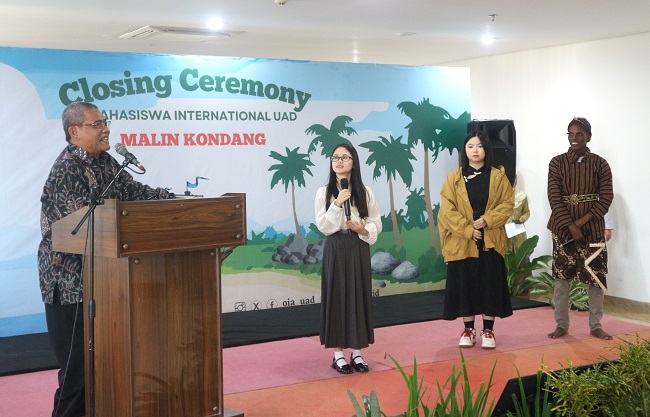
[459,328,476,347]
[481,329,496,349]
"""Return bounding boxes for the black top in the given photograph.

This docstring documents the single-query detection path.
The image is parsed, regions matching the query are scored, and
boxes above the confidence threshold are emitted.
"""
[463,164,490,218]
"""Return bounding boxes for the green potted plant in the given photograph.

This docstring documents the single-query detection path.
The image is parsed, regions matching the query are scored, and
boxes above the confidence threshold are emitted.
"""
[504,235,552,297]
[526,269,589,311]
[504,235,589,310]
[504,369,555,417]
[503,335,650,416]
[348,352,496,417]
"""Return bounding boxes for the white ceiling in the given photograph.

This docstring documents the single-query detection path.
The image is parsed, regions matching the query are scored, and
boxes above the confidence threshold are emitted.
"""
[1,0,650,66]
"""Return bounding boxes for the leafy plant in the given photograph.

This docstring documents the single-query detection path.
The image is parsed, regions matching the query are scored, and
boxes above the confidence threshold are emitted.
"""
[348,352,496,417]
[350,338,650,417]
[430,350,496,417]
[527,271,589,311]
[504,235,552,297]
[348,390,386,417]
[544,360,614,416]
[503,337,650,416]
[537,336,650,417]
[349,354,429,417]
[504,369,555,417]
[599,336,650,416]
[509,235,590,309]
[390,355,431,417]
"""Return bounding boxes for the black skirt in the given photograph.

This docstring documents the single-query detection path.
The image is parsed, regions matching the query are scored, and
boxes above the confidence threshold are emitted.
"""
[442,247,513,320]
[320,231,374,349]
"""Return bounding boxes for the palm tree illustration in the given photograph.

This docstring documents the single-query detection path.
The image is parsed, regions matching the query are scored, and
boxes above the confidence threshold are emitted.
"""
[360,135,415,245]
[397,98,468,250]
[306,115,357,157]
[405,187,427,229]
[437,110,471,157]
[268,147,315,237]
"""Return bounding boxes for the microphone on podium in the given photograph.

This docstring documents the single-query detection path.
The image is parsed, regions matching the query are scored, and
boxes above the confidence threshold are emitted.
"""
[115,143,145,171]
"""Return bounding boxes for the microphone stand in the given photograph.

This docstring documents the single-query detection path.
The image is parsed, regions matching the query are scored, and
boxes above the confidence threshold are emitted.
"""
[70,160,129,417]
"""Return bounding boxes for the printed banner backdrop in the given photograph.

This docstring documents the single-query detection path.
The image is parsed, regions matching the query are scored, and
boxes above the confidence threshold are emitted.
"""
[0,47,470,338]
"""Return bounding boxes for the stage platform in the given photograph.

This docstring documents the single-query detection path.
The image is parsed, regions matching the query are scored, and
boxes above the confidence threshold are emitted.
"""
[1,305,648,417]
[0,290,546,377]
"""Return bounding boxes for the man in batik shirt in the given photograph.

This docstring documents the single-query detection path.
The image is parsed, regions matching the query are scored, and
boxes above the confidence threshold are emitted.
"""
[38,102,174,417]
[546,117,613,341]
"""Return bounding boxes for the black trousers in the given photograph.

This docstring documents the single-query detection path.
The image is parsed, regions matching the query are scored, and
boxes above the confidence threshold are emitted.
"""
[45,295,85,417]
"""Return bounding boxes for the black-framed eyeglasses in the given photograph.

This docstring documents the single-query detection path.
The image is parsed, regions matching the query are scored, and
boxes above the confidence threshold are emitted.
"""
[331,155,353,162]
[72,120,111,130]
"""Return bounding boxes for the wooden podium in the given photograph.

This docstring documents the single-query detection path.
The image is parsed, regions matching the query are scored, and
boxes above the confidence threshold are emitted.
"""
[51,195,246,417]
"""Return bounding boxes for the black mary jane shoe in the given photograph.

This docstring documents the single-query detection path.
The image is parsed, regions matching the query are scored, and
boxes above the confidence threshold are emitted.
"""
[332,357,352,374]
[350,354,369,373]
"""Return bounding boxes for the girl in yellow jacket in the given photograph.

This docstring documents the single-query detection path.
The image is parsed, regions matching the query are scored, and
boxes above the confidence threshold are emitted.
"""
[438,130,514,349]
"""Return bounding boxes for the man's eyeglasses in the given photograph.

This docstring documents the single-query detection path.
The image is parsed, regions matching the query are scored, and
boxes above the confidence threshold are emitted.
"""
[331,155,353,162]
[72,120,111,130]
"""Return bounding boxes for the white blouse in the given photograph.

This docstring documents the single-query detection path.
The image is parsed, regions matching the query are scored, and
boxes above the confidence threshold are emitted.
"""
[314,185,382,245]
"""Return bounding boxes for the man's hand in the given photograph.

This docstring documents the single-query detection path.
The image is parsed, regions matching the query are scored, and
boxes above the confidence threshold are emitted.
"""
[567,223,585,242]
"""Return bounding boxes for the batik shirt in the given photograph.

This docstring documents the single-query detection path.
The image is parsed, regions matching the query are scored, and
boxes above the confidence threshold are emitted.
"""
[38,144,174,305]
[547,147,613,241]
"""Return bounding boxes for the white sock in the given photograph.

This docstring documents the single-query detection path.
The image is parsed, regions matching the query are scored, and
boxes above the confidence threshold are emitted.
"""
[352,349,365,364]
[334,351,346,362]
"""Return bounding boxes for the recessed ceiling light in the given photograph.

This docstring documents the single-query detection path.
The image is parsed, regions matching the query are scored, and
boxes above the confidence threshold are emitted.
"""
[481,33,495,45]
[481,14,497,44]
[207,18,225,30]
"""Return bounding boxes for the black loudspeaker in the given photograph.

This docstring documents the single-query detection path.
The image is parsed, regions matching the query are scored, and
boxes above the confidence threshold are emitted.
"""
[491,360,616,417]
[467,119,516,185]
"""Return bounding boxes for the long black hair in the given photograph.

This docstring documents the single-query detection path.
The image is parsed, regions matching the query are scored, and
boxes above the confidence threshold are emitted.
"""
[324,143,369,218]
[460,130,495,170]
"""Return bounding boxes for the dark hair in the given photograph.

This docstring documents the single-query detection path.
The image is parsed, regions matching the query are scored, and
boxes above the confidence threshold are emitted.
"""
[568,117,592,136]
[62,102,99,142]
[325,143,369,218]
[460,130,494,169]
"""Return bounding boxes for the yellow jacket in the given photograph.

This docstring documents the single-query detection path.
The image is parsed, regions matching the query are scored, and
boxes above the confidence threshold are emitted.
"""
[438,166,514,262]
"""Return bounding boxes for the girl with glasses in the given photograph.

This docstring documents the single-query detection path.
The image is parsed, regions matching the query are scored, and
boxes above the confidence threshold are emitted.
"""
[314,143,382,374]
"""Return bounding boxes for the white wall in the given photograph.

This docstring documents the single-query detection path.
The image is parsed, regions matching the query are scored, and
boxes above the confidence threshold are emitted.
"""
[448,32,650,303]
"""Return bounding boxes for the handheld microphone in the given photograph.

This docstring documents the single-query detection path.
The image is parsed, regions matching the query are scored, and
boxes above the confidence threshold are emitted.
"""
[340,178,351,220]
[561,228,591,247]
[114,143,145,171]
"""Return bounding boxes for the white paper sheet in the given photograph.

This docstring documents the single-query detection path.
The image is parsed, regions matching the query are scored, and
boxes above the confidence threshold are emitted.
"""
[505,222,526,238]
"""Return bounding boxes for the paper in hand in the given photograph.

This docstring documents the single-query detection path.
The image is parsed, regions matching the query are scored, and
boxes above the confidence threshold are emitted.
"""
[505,222,526,238]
